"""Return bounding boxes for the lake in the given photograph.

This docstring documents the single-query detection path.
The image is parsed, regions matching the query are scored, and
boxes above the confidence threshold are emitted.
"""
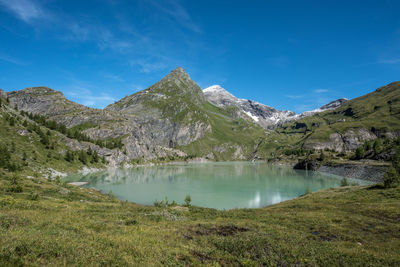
[65,162,370,210]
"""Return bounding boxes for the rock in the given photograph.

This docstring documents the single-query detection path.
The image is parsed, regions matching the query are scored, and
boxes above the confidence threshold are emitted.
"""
[303,128,378,152]
[233,145,245,160]
[0,88,6,99]
[318,163,388,182]
[59,188,70,195]
[68,182,89,186]
[293,159,320,171]
[16,129,30,136]
[300,98,348,117]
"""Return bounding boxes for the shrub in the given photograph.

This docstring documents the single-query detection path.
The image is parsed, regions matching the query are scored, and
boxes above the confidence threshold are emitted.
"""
[6,175,23,192]
[184,194,192,207]
[384,150,400,188]
[355,146,365,160]
[384,165,400,188]
[340,178,349,187]
[54,176,61,185]
[29,192,39,201]
[78,150,87,164]
[319,151,326,161]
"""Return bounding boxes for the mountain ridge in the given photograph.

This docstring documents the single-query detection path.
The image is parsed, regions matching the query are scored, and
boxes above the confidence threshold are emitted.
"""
[203,84,348,128]
[3,68,400,166]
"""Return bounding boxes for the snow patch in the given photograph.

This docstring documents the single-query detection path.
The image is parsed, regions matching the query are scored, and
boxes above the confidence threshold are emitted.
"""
[244,111,259,122]
[203,85,224,93]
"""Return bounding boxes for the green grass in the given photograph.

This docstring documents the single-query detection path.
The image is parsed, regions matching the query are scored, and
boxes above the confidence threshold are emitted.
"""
[179,103,266,160]
[0,104,105,176]
[69,122,97,132]
[0,171,399,266]
[282,82,400,143]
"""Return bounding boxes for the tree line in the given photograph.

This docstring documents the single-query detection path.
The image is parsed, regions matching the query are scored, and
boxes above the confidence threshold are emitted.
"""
[19,110,124,150]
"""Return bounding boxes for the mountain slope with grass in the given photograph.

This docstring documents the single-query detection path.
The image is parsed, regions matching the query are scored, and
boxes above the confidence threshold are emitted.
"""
[281,81,400,152]
[255,82,400,156]
[0,94,110,177]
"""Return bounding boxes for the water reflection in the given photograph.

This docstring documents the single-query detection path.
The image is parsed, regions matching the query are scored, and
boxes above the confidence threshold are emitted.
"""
[248,192,261,208]
[65,162,370,210]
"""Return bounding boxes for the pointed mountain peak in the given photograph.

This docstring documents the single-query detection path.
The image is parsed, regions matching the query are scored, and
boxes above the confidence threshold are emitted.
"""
[172,66,186,73]
[166,67,189,79]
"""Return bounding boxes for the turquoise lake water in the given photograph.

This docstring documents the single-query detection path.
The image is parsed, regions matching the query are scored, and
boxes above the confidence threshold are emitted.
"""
[65,162,370,210]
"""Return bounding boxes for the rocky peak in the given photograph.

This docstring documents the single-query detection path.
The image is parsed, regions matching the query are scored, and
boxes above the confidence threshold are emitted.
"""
[320,98,348,110]
[203,85,238,107]
[300,98,348,117]
[203,85,298,128]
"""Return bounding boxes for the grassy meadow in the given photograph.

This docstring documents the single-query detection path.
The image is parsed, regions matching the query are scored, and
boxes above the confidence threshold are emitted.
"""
[0,170,399,266]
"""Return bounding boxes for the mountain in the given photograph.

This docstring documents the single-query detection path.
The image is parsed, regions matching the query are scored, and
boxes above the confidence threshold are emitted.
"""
[273,81,400,153]
[4,67,400,166]
[6,68,265,163]
[203,85,297,128]
[203,85,347,128]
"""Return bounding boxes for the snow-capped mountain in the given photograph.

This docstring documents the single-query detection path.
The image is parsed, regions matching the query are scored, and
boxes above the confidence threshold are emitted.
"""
[203,85,348,128]
[203,85,297,128]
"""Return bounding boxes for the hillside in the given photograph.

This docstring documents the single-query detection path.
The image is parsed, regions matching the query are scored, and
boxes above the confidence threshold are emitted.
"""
[253,82,400,163]
[6,68,266,163]
[0,94,110,177]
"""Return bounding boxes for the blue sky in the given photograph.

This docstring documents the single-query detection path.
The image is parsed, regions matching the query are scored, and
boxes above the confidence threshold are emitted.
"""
[0,0,399,112]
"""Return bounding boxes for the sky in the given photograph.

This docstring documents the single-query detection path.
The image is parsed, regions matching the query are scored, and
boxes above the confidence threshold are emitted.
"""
[0,0,399,113]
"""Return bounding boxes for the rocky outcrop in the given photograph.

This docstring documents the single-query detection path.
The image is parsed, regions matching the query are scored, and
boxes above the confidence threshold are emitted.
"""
[300,98,348,117]
[303,128,378,152]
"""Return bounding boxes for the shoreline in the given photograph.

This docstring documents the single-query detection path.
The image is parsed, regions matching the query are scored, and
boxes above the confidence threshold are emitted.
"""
[61,158,388,183]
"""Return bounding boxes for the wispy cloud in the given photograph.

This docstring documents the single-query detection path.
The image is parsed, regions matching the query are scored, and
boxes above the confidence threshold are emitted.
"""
[377,58,400,64]
[0,0,47,23]
[0,53,28,66]
[356,57,400,67]
[285,94,304,99]
[63,22,134,52]
[313,89,329,93]
[103,73,125,83]
[65,87,116,108]
[130,60,168,73]
[148,0,201,33]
